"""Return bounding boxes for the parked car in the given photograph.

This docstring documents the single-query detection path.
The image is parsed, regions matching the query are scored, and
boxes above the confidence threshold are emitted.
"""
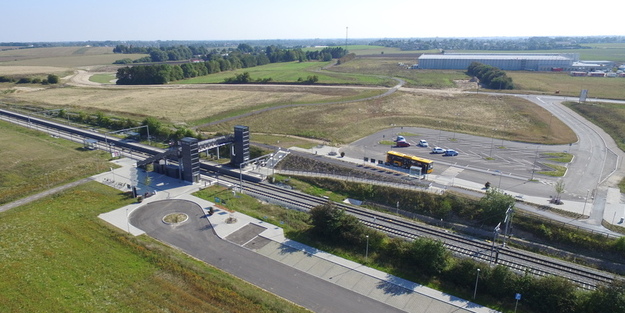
[418,140,429,147]
[444,149,459,156]
[396,141,410,147]
[394,135,406,142]
[432,147,446,154]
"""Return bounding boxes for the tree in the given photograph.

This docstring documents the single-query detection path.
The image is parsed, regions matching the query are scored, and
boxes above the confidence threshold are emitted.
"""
[581,280,625,313]
[141,117,162,137]
[478,188,515,225]
[554,179,565,204]
[47,74,59,84]
[309,202,345,240]
[409,237,449,274]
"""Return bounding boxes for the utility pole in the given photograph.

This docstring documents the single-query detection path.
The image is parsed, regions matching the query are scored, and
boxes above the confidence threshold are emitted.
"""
[503,206,513,247]
[490,223,500,265]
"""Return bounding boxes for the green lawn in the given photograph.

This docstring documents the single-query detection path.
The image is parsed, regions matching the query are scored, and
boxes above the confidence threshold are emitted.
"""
[89,73,116,84]
[0,182,309,313]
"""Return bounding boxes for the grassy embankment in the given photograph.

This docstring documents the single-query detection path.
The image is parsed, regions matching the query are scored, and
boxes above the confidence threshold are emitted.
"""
[0,122,310,313]
[0,120,111,205]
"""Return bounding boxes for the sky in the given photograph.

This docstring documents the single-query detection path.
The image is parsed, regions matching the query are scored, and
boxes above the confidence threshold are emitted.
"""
[3,0,623,42]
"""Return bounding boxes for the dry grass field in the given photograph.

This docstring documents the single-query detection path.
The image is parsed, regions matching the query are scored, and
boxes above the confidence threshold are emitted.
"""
[200,90,575,145]
[0,46,146,69]
[4,85,379,125]
[506,71,625,100]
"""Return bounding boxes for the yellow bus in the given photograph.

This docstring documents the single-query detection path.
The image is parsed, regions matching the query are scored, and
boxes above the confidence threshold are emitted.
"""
[385,150,434,174]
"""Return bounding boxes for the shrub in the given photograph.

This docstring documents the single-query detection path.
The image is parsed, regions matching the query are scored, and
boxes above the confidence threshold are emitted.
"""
[47,74,59,84]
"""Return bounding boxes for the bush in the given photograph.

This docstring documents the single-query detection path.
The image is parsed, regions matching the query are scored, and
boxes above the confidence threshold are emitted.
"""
[47,74,59,84]
[16,77,31,84]
[113,58,133,64]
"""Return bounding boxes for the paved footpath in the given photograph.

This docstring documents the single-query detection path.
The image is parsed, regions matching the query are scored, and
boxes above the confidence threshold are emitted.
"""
[0,177,94,213]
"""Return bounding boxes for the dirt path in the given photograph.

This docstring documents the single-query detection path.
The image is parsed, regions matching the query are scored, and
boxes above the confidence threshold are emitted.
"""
[65,70,107,87]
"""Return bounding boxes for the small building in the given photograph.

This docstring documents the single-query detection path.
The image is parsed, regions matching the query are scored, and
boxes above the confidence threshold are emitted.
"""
[83,138,97,150]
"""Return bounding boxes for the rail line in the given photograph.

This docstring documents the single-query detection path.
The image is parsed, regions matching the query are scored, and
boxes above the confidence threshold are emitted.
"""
[0,107,619,290]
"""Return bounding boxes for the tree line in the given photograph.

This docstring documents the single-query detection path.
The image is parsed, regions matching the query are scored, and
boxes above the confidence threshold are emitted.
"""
[0,74,59,85]
[369,36,625,51]
[113,44,347,64]
[301,189,625,313]
[115,45,347,85]
[467,62,514,90]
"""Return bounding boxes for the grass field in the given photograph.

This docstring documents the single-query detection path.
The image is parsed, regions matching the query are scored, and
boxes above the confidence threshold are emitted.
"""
[178,60,396,86]
[0,46,146,68]
[506,71,625,99]
[89,73,116,84]
[330,58,470,89]
[199,90,576,145]
[3,85,382,125]
[565,101,625,152]
[0,182,309,313]
[0,120,111,205]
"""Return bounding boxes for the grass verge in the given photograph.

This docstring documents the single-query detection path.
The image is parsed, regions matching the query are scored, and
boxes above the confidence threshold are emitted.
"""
[0,182,310,312]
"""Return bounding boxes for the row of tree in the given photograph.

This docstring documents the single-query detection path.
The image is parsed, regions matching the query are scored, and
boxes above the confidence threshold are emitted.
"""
[114,44,348,64]
[467,62,514,90]
[1,74,59,85]
[369,36,625,51]
[54,110,199,142]
[115,46,348,85]
[307,200,625,313]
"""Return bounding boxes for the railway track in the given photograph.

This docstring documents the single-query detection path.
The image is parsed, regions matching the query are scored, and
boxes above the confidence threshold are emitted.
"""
[225,175,618,290]
[1,107,619,290]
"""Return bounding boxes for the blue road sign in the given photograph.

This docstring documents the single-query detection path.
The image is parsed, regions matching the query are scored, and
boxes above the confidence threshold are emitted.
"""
[515,293,522,300]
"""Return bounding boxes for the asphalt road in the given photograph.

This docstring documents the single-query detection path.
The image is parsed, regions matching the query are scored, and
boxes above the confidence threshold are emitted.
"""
[130,199,405,313]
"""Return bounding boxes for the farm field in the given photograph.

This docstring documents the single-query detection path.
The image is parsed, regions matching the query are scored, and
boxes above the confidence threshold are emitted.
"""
[3,85,383,126]
[0,119,111,205]
[0,182,309,313]
[0,46,146,68]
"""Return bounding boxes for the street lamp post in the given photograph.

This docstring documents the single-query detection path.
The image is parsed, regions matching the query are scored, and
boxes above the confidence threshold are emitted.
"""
[437,121,442,146]
[365,235,369,262]
[489,128,496,157]
[239,162,244,193]
[490,223,500,265]
[473,268,481,299]
[582,189,590,217]
[530,145,539,181]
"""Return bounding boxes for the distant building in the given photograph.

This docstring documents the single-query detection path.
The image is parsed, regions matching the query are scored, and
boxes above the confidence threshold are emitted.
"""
[417,53,579,71]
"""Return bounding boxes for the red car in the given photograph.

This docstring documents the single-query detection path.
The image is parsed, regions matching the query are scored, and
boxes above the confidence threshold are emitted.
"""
[396,141,410,147]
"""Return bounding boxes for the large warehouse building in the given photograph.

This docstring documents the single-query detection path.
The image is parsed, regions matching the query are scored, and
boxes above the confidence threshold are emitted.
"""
[417,53,579,71]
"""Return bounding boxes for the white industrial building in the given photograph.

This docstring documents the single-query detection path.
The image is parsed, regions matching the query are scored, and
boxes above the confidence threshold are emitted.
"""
[417,53,579,71]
